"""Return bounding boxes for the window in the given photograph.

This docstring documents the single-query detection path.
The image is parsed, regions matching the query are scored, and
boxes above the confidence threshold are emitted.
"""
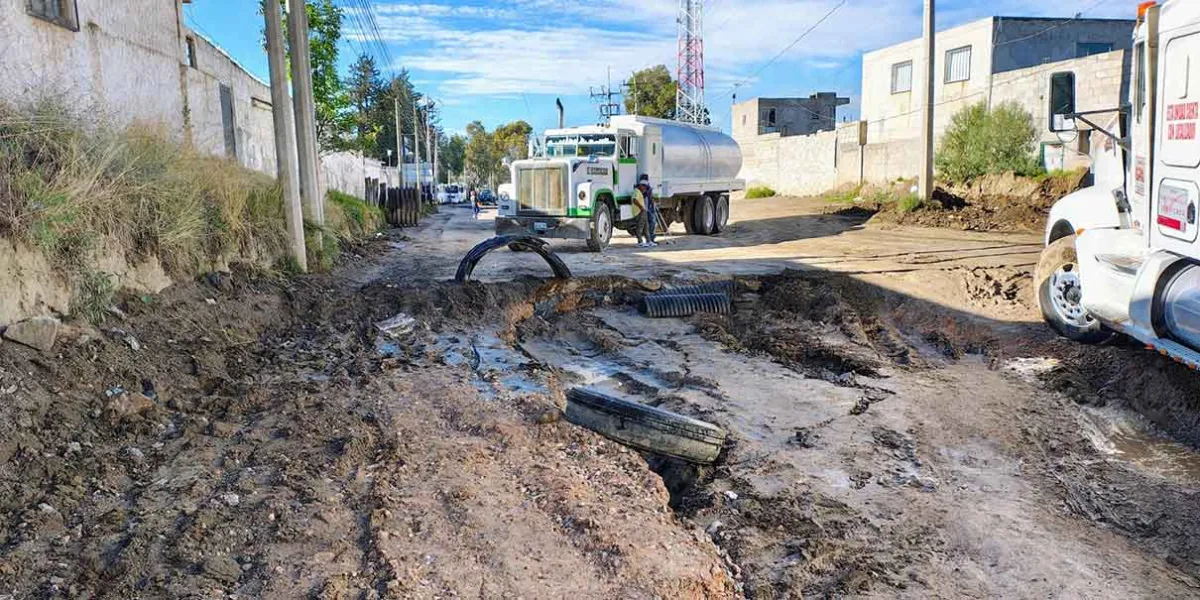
[27,0,79,31]
[1076,42,1114,58]
[619,136,635,159]
[945,46,972,83]
[891,61,913,94]
[760,108,776,126]
[186,36,198,69]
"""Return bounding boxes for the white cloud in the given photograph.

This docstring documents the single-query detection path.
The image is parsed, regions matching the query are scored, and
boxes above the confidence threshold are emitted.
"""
[356,0,1138,100]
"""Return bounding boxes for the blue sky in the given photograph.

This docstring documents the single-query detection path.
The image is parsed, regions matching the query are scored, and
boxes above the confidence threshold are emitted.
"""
[185,0,1133,137]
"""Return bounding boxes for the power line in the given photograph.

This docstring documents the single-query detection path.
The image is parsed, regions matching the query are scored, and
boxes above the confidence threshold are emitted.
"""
[716,0,849,99]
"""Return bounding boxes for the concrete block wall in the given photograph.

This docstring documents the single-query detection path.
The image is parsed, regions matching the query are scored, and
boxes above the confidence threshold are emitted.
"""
[184,34,278,175]
[992,49,1127,145]
[737,130,838,196]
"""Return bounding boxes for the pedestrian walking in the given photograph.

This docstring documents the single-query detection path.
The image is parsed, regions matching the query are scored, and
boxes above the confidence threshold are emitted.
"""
[471,189,481,219]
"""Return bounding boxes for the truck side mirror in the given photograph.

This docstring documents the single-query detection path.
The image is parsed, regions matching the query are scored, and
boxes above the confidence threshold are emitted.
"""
[1049,72,1077,133]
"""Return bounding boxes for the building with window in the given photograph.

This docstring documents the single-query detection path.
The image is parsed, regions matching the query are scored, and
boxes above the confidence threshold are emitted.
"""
[860,16,1134,144]
[731,93,851,141]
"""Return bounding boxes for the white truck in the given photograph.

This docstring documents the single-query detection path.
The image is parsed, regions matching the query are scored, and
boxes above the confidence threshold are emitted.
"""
[1039,0,1200,369]
[495,115,745,251]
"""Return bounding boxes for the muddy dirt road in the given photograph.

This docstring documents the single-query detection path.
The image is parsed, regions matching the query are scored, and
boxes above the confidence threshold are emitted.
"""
[2,197,1199,598]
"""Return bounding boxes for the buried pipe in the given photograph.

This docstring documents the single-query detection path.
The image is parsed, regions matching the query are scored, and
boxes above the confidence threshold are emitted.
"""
[455,235,572,282]
[641,293,731,318]
[650,280,736,298]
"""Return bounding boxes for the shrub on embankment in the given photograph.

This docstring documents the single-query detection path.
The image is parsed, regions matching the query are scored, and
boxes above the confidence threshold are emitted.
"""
[0,99,372,323]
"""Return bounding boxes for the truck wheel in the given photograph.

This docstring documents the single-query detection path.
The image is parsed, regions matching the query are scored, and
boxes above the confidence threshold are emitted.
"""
[1035,235,1112,344]
[682,199,697,234]
[713,195,730,234]
[693,195,716,235]
[587,202,614,252]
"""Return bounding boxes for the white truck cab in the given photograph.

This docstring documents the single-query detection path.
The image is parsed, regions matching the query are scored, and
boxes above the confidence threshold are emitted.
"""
[1040,0,1200,369]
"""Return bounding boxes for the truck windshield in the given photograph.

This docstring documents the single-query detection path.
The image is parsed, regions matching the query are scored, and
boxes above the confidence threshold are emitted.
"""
[545,134,616,157]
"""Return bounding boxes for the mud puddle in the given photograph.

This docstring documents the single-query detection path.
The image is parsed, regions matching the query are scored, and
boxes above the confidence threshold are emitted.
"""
[1081,406,1200,484]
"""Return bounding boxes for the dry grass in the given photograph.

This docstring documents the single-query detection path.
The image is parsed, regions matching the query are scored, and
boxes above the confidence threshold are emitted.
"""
[0,98,367,321]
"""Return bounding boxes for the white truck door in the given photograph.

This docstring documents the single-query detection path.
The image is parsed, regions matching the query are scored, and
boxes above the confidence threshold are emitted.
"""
[643,126,664,197]
[1153,26,1200,258]
[617,133,638,199]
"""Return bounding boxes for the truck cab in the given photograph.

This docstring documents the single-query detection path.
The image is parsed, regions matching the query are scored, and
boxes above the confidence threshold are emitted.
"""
[1040,0,1200,369]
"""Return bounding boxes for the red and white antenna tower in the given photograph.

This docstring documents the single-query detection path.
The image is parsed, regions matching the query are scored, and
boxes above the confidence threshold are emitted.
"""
[675,0,707,124]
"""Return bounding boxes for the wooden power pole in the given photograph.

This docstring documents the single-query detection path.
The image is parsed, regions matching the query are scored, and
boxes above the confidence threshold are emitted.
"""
[919,0,936,202]
[264,0,306,271]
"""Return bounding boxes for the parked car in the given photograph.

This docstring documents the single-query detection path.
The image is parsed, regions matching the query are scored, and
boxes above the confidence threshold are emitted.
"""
[478,189,497,207]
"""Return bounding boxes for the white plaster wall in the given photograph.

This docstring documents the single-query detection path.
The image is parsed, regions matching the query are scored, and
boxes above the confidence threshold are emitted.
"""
[0,0,186,133]
[184,33,277,174]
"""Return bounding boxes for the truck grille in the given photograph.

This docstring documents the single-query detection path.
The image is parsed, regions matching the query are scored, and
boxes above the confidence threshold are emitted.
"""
[515,164,568,215]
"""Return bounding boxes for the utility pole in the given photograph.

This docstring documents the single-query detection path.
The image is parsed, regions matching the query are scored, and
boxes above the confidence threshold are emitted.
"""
[413,97,422,198]
[288,0,323,227]
[264,0,306,272]
[426,101,437,185]
[394,92,405,189]
[919,0,936,202]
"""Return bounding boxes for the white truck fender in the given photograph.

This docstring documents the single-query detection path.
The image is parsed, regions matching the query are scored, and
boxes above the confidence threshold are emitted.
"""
[1044,185,1123,246]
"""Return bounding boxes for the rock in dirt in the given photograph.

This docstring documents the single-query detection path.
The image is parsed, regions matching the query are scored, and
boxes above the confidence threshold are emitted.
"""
[105,392,154,419]
[375,313,416,338]
[202,556,242,584]
[3,316,61,352]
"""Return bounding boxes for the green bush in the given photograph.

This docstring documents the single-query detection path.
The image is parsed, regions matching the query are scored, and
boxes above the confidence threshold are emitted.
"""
[935,101,1043,183]
[822,185,862,204]
[896,194,924,214]
[746,186,777,199]
[327,189,384,240]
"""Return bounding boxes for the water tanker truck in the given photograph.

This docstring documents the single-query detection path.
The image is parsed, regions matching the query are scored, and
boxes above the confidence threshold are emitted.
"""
[1038,0,1200,369]
[495,115,745,251]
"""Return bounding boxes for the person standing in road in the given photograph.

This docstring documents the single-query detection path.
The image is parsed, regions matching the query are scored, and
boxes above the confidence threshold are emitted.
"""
[471,189,481,220]
[634,174,657,247]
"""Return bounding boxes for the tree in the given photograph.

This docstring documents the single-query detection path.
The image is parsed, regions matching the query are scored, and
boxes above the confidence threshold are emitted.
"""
[935,101,1041,183]
[267,0,352,151]
[464,121,498,188]
[493,120,532,163]
[345,54,384,155]
[625,65,676,119]
[439,134,466,182]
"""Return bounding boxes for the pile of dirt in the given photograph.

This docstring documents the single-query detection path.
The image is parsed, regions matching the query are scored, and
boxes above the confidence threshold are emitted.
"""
[860,171,1088,232]
[0,266,735,597]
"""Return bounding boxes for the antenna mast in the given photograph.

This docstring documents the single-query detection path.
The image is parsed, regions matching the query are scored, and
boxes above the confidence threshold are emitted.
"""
[589,66,623,125]
[676,0,707,124]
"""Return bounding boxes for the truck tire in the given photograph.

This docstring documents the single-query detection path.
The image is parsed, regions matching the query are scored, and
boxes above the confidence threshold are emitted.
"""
[564,388,727,464]
[713,195,730,234]
[693,195,716,236]
[586,201,614,252]
[682,199,697,234]
[1035,235,1113,344]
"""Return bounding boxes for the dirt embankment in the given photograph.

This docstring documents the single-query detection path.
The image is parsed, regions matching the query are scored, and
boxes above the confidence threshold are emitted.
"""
[0,266,735,598]
[836,171,1088,233]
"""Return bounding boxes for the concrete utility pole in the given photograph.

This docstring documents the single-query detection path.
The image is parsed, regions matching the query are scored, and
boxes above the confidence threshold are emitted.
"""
[288,0,323,226]
[424,101,434,186]
[394,93,405,189]
[413,97,422,197]
[433,128,440,185]
[264,0,306,272]
[919,0,936,202]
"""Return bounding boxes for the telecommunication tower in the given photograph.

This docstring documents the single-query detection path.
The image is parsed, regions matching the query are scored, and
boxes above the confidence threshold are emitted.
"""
[675,0,707,124]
